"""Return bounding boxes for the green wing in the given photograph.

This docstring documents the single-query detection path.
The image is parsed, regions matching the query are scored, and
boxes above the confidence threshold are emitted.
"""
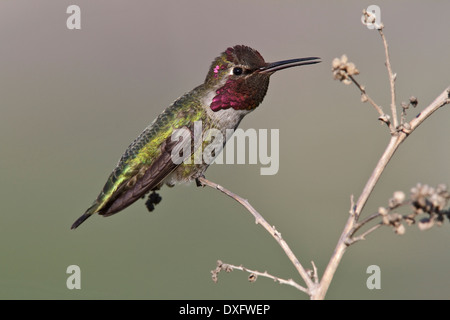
[71,88,205,229]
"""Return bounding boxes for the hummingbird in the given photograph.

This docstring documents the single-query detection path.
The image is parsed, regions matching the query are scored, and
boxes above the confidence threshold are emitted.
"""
[71,45,320,229]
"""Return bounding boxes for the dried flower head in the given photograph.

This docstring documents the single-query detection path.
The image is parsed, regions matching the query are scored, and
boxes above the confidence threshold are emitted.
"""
[332,55,359,85]
[408,183,450,230]
[409,96,418,107]
[362,9,383,30]
[362,9,376,25]
[394,223,405,235]
[389,191,405,209]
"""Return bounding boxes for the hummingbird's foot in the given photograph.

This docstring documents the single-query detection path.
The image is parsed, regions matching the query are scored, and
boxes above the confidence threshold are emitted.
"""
[145,191,162,212]
[195,175,206,187]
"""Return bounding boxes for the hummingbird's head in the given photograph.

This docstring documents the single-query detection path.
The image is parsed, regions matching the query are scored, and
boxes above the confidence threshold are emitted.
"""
[205,45,320,112]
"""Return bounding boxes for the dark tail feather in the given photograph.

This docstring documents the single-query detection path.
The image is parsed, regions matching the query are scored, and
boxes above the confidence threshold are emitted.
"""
[71,213,92,229]
[71,203,97,229]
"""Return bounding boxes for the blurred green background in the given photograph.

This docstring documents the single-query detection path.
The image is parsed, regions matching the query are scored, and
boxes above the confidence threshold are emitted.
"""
[0,0,449,299]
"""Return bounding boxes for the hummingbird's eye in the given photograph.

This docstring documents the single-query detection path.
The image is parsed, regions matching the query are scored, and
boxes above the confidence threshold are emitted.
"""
[233,67,243,75]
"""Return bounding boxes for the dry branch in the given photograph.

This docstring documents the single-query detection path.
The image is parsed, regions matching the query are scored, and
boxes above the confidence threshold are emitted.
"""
[201,9,450,300]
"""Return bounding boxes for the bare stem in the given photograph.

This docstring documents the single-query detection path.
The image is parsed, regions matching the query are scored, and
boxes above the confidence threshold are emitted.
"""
[311,261,319,284]
[215,261,308,294]
[379,27,398,129]
[197,176,316,293]
[351,212,381,235]
[355,136,403,218]
[346,223,383,245]
[408,87,450,131]
[349,75,385,117]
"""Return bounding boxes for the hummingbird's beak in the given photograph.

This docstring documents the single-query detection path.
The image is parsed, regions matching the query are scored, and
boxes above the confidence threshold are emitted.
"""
[259,57,321,74]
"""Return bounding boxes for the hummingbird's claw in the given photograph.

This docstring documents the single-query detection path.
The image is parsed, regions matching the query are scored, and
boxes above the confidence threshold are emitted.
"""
[196,175,206,187]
